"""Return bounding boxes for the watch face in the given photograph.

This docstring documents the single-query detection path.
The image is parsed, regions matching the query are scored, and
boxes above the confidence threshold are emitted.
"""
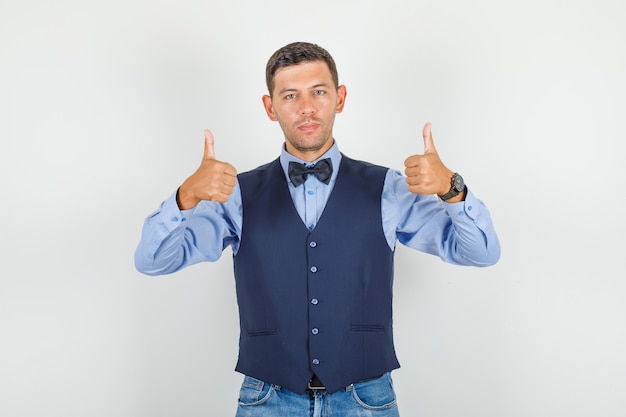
[453,175,464,191]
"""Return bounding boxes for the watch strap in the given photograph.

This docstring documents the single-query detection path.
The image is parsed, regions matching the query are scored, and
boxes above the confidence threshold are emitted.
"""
[439,172,464,201]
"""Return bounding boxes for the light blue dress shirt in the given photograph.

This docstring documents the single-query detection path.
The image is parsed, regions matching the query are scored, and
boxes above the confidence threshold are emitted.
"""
[135,142,500,275]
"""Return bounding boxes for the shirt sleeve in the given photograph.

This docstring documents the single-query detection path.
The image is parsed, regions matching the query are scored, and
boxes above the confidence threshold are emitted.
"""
[134,183,242,275]
[381,169,500,266]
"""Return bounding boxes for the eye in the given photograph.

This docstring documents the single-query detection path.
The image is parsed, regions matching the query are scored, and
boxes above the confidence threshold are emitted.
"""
[285,93,296,100]
[314,90,325,96]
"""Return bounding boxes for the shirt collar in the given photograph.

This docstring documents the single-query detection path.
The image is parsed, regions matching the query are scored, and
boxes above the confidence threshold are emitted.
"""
[279,140,342,185]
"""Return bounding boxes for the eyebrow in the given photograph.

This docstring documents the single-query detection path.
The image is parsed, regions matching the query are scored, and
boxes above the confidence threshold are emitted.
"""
[278,83,331,95]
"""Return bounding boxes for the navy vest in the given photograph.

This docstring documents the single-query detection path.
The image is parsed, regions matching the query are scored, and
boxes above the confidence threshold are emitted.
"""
[234,155,399,394]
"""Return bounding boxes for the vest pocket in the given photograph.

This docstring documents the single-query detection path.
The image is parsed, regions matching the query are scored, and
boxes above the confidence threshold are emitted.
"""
[350,324,385,332]
[247,328,278,336]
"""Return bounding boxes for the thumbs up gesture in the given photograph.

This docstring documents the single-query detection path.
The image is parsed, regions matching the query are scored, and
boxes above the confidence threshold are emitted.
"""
[404,123,459,198]
[177,129,238,210]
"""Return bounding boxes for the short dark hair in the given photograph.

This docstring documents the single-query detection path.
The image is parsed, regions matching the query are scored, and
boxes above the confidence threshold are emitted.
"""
[265,42,339,95]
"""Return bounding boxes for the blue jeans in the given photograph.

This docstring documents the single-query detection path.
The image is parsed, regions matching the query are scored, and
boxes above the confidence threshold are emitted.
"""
[235,372,400,417]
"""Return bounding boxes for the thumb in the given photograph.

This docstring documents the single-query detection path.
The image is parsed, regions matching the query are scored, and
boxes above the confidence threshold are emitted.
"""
[422,122,436,154]
[203,129,215,160]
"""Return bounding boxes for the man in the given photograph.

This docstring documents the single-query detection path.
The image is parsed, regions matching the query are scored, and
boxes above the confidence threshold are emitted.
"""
[135,41,500,416]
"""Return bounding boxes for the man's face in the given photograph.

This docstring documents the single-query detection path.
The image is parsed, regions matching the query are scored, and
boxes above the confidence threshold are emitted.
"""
[262,61,347,161]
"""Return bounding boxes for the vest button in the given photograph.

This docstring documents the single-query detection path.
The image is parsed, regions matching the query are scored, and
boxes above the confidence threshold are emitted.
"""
[310,266,318,273]
[309,241,317,248]
[311,328,319,335]
[312,359,320,365]
[311,298,319,305]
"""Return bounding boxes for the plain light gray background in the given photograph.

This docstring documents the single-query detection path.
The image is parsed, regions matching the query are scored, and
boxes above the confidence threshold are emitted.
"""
[1,0,625,416]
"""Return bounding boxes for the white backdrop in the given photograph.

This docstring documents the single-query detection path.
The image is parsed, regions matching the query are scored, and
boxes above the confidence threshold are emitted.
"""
[1,0,625,416]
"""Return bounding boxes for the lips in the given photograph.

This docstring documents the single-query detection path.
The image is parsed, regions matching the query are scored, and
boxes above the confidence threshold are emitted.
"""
[298,121,320,131]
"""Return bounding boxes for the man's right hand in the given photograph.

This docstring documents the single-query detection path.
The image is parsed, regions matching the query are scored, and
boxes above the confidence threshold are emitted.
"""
[176,129,238,210]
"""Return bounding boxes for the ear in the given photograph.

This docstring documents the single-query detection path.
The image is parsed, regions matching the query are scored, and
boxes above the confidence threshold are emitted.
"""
[335,85,347,114]
[262,95,278,121]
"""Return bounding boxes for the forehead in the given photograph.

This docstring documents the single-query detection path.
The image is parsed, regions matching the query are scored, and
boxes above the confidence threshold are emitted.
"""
[272,61,334,91]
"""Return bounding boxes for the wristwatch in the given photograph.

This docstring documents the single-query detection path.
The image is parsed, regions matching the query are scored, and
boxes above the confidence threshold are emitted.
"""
[439,172,465,201]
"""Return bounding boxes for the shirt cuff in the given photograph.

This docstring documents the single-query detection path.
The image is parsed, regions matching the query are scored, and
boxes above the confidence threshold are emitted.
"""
[441,186,482,221]
[158,190,193,232]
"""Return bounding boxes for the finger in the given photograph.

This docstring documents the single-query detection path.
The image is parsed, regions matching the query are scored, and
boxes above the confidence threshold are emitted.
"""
[422,122,436,154]
[404,154,421,168]
[223,163,238,177]
[222,174,238,187]
[203,129,216,160]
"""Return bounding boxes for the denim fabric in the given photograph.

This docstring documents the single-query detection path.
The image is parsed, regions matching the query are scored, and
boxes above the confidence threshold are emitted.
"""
[235,373,400,417]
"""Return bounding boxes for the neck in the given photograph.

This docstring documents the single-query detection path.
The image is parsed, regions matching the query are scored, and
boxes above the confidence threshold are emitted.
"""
[285,139,334,162]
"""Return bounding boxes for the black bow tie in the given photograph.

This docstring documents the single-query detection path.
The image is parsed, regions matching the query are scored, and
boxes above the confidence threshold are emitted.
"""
[288,158,333,187]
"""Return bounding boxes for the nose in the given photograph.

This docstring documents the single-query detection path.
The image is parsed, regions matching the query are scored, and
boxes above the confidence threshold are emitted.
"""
[299,96,316,116]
